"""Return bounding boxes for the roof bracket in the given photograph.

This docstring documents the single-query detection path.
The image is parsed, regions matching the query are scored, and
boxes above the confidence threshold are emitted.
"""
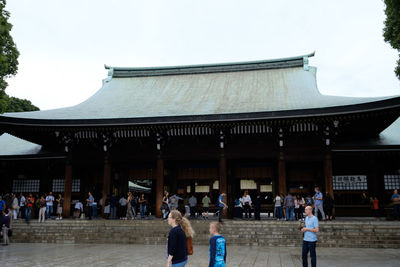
[103,64,114,84]
[303,56,309,71]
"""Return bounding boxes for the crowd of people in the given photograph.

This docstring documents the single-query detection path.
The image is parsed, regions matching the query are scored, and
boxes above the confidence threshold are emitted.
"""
[2,188,400,266]
[161,192,228,223]
[272,187,334,222]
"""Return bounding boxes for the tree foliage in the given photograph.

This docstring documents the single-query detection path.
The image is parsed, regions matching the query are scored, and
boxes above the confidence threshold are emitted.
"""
[0,0,39,113]
[0,0,19,93]
[1,91,39,112]
[383,0,400,80]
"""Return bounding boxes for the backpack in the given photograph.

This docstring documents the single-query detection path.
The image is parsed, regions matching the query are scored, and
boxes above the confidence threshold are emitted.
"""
[187,236,193,255]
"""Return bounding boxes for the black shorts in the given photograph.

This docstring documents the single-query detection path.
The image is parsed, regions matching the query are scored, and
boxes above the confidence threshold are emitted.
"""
[203,207,209,212]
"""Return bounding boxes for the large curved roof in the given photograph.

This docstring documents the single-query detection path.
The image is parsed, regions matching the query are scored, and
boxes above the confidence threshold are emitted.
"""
[1,52,399,125]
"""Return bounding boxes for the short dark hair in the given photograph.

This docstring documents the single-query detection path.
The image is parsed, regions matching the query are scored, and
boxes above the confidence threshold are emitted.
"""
[210,222,221,233]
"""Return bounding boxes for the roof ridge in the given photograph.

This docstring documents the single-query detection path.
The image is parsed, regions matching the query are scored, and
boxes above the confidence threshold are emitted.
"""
[105,52,315,78]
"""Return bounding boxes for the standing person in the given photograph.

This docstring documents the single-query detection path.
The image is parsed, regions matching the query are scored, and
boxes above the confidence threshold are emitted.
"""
[234,197,243,218]
[38,195,46,223]
[92,200,98,219]
[370,196,380,221]
[166,210,194,267]
[324,192,334,221]
[184,195,190,218]
[86,192,94,220]
[209,222,226,267]
[298,195,305,221]
[313,187,325,221]
[254,194,261,220]
[284,192,294,221]
[0,196,5,213]
[56,194,63,220]
[274,194,283,221]
[1,209,11,246]
[218,193,227,223]
[202,193,211,220]
[301,206,319,267]
[110,194,118,220]
[11,194,19,220]
[391,189,400,220]
[281,194,286,219]
[242,191,252,219]
[294,196,300,221]
[74,200,83,219]
[11,194,18,220]
[139,194,147,219]
[119,195,127,220]
[189,194,197,219]
[103,195,110,219]
[19,193,26,219]
[162,192,170,220]
[126,192,135,220]
[45,192,55,219]
[25,194,34,222]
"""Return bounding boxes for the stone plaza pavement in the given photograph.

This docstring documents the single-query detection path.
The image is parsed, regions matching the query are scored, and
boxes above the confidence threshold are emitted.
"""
[0,243,399,267]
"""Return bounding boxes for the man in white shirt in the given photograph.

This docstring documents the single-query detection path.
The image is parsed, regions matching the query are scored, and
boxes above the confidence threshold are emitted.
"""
[242,191,252,219]
[46,192,55,219]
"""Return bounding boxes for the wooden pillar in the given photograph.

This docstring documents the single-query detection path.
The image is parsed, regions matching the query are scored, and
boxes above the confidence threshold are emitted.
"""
[324,150,334,217]
[155,153,164,218]
[102,156,111,216]
[324,151,333,197]
[278,150,287,195]
[219,150,228,218]
[63,160,72,217]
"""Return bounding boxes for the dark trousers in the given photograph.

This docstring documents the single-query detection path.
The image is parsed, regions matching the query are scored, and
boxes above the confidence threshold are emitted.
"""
[190,206,196,218]
[218,206,223,222]
[87,205,92,220]
[20,206,25,219]
[302,240,316,267]
[244,204,251,218]
[275,206,283,219]
[394,204,400,219]
[119,205,127,218]
[254,207,260,220]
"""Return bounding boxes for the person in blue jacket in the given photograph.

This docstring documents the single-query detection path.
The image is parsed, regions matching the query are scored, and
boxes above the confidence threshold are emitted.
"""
[209,222,226,267]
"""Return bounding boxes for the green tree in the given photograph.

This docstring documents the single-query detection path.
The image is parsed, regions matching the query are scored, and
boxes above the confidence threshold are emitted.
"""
[0,0,19,94]
[0,0,39,113]
[383,0,400,80]
[2,92,39,112]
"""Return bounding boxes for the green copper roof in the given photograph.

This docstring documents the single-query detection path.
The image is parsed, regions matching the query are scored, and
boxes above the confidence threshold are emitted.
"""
[0,133,42,156]
[0,53,399,122]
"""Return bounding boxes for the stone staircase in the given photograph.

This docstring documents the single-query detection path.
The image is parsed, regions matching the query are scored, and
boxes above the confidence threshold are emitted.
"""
[11,219,400,248]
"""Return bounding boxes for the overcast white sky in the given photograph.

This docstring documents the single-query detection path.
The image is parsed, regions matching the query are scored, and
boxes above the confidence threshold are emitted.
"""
[5,0,400,110]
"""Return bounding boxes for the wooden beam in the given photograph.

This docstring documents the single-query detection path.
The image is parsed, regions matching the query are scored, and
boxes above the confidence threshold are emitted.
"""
[63,160,72,218]
[155,153,164,218]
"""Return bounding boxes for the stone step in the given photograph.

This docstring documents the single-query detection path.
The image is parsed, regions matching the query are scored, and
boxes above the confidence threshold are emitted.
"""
[10,220,400,248]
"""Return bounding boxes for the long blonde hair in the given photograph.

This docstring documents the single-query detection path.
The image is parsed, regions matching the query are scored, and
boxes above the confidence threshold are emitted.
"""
[169,210,195,238]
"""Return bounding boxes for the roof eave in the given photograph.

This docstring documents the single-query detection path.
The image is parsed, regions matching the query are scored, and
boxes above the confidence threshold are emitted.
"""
[1,96,400,128]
